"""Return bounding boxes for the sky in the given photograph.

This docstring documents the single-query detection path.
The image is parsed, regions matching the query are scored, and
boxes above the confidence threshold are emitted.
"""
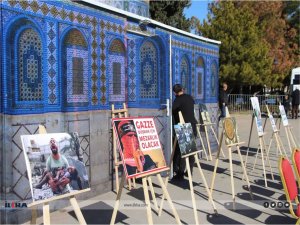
[184,0,211,22]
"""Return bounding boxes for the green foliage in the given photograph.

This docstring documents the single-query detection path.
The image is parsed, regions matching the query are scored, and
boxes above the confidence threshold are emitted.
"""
[283,1,300,60]
[196,2,272,88]
[149,0,191,31]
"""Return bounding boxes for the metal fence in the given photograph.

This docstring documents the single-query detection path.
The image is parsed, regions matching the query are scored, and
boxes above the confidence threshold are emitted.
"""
[227,94,285,114]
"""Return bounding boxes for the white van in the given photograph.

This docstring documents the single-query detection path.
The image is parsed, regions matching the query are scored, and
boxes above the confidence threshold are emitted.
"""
[291,67,300,91]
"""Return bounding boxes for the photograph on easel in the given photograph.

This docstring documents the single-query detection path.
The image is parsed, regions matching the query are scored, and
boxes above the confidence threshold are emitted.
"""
[201,111,211,124]
[250,97,264,136]
[279,105,289,126]
[21,133,90,202]
[223,117,240,145]
[112,117,167,179]
[174,123,197,156]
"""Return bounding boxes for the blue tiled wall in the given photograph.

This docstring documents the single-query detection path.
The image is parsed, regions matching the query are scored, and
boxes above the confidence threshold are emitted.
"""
[0,0,219,114]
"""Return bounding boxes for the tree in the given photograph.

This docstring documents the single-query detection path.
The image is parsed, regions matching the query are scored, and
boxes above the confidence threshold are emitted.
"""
[192,1,272,90]
[235,1,298,88]
[283,1,300,65]
[149,0,191,31]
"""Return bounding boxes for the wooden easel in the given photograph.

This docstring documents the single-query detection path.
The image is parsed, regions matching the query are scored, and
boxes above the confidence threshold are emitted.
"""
[30,125,89,225]
[250,135,274,187]
[283,124,298,153]
[210,117,253,210]
[243,103,274,187]
[197,111,225,161]
[278,104,298,153]
[243,118,274,187]
[158,112,218,225]
[265,105,287,157]
[111,103,135,191]
[110,169,182,225]
[30,189,90,225]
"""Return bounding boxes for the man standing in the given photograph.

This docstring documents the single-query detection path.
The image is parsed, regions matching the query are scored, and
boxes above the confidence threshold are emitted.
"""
[292,88,300,119]
[218,82,229,121]
[172,84,198,179]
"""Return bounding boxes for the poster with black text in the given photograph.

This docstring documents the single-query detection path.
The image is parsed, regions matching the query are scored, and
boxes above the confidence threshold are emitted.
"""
[112,117,167,179]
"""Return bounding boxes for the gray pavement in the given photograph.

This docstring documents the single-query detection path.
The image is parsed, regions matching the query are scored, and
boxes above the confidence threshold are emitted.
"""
[23,113,300,225]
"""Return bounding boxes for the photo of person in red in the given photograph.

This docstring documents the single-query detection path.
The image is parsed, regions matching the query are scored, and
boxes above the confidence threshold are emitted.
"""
[117,120,157,176]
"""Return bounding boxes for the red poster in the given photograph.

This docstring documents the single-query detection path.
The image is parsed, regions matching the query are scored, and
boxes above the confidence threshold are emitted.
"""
[112,117,167,179]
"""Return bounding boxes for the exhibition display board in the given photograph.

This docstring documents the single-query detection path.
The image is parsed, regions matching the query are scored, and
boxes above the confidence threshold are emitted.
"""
[111,116,181,225]
[21,132,90,225]
[265,105,287,157]
[112,117,167,179]
[244,97,274,187]
[210,117,253,210]
[196,111,225,161]
[174,120,218,225]
[279,105,298,151]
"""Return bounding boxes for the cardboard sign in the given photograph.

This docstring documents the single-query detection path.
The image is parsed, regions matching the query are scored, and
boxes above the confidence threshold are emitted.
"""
[250,97,264,136]
[112,117,167,179]
[174,123,197,156]
[21,133,90,203]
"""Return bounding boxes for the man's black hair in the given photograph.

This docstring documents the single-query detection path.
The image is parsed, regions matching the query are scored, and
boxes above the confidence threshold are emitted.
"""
[173,84,183,94]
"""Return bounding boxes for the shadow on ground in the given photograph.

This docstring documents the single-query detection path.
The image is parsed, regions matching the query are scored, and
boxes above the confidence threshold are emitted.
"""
[68,201,128,224]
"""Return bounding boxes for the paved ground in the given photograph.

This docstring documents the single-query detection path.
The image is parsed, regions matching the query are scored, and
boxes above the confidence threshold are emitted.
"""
[23,113,300,225]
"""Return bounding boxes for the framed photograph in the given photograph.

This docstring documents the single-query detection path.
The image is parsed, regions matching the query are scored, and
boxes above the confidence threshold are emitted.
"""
[112,117,167,179]
[21,133,90,203]
[174,123,197,156]
[265,105,278,132]
[250,97,264,136]
[201,111,211,124]
[279,105,289,127]
[223,117,240,145]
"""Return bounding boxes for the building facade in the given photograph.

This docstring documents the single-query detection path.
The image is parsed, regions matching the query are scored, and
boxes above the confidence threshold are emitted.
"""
[0,0,220,223]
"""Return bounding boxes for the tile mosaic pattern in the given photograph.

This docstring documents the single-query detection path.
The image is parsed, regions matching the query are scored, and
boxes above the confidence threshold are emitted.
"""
[172,39,219,57]
[108,56,125,101]
[125,22,156,37]
[128,0,149,18]
[66,48,89,104]
[140,40,158,98]
[47,21,57,104]
[192,52,195,96]
[63,29,88,105]
[18,28,43,102]
[128,39,137,101]
[102,0,149,17]
[180,56,189,92]
[1,0,218,110]
[211,60,218,97]
[174,50,179,84]
[195,57,205,99]
[2,0,126,108]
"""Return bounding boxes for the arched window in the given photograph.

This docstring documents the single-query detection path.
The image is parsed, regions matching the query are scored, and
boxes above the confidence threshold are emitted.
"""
[18,28,43,102]
[211,61,218,97]
[108,38,126,102]
[196,57,204,99]
[180,56,189,92]
[140,41,158,98]
[6,19,44,111]
[62,29,88,107]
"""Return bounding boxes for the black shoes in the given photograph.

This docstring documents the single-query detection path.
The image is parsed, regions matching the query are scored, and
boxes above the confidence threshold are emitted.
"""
[172,173,184,180]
